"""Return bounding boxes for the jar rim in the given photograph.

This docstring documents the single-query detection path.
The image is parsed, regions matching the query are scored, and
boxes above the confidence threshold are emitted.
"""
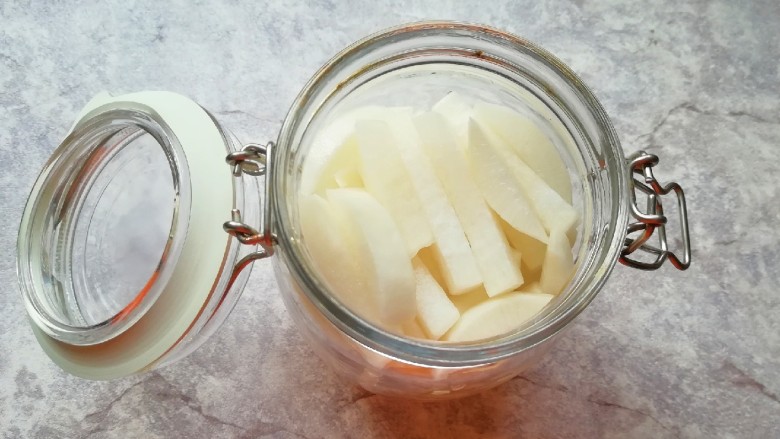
[17,106,189,345]
[17,92,239,378]
[273,21,629,367]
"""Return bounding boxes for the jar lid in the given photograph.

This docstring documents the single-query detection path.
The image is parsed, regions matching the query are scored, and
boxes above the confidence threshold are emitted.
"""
[17,92,237,379]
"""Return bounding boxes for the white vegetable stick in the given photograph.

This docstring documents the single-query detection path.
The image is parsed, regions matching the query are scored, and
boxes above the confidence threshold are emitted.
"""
[467,119,548,244]
[298,194,379,324]
[445,292,553,342]
[473,119,579,236]
[301,106,412,194]
[432,92,472,151]
[412,258,460,340]
[356,120,434,256]
[473,102,573,202]
[415,112,524,297]
[540,227,575,296]
[327,188,417,325]
[384,113,483,294]
[499,216,547,273]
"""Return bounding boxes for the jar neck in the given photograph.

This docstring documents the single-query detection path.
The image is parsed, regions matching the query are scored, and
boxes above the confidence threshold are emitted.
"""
[272,21,629,367]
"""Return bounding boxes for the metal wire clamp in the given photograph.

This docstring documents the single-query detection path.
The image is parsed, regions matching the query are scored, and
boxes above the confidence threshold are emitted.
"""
[620,151,691,270]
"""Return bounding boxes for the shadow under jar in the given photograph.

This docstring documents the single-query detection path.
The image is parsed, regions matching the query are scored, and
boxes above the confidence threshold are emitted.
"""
[17,22,690,399]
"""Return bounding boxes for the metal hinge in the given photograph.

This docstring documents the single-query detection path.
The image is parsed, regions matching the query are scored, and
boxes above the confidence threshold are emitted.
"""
[223,142,275,262]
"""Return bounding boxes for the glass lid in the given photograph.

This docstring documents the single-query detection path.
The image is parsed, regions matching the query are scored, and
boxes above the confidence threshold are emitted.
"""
[17,92,237,379]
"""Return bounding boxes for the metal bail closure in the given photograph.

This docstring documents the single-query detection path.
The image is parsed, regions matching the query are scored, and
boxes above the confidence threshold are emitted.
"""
[620,151,691,271]
[223,142,275,273]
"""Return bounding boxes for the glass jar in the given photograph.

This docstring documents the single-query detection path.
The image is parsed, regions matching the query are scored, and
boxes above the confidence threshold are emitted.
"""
[17,22,690,398]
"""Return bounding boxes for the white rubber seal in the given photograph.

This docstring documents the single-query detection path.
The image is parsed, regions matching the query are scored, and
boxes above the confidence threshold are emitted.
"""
[32,92,234,379]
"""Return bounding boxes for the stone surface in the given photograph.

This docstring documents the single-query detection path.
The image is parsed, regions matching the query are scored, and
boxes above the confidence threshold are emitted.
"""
[1,1,779,438]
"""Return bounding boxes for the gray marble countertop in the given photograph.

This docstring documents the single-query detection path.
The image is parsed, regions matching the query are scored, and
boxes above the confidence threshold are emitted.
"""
[2,1,779,438]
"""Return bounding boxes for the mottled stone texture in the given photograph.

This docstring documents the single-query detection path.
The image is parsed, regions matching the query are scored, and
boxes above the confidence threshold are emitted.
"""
[1,1,779,438]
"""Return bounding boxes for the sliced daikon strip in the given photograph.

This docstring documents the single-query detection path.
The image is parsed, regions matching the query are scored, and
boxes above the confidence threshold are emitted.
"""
[384,113,482,294]
[356,119,433,256]
[412,257,460,339]
[539,227,575,296]
[415,112,523,297]
[467,120,548,244]
[473,102,572,202]
[445,292,553,342]
[327,188,417,324]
